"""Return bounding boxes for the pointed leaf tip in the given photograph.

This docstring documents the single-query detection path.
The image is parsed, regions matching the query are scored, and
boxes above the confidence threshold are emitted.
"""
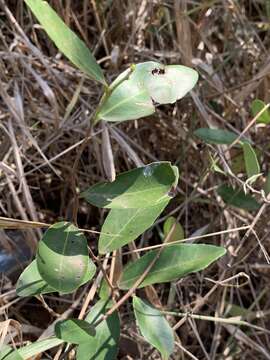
[24,0,106,85]
[119,244,226,289]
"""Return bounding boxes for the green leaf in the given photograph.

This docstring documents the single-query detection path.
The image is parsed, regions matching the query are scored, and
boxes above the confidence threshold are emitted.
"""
[81,259,96,285]
[194,128,240,145]
[163,216,184,243]
[55,319,95,344]
[242,143,260,179]
[133,296,174,360]
[98,277,111,300]
[99,201,169,254]
[16,258,95,297]
[264,172,270,196]
[130,62,198,104]
[76,299,120,360]
[119,244,226,289]
[96,76,155,122]
[251,99,270,124]
[81,162,178,209]
[109,67,133,91]
[97,61,198,122]
[16,259,56,297]
[217,185,260,211]
[24,0,106,85]
[0,346,23,360]
[37,222,89,293]
[18,338,64,359]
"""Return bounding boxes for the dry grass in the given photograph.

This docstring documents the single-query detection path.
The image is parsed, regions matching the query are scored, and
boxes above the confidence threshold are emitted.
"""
[0,0,270,359]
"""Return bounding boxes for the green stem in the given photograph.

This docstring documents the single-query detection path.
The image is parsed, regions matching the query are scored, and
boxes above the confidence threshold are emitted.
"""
[161,310,270,334]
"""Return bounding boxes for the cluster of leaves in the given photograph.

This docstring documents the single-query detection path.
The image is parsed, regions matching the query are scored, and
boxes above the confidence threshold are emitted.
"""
[194,98,270,211]
[0,1,229,359]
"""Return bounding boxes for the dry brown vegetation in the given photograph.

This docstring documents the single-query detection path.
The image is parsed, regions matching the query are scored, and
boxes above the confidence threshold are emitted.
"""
[1,0,270,359]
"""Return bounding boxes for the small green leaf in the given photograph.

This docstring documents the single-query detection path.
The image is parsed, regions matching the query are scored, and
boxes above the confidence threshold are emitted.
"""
[109,67,133,91]
[81,259,96,285]
[251,99,270,124]
[194,128,240,145]
[163,216,184,243]
[55,319,95,344]
[37,222,89,293]
[133,296,174,360]
[209,153,226,175]
[16,259,56,297]
[242,143,260,179]
[98,277,111,300]
[119,244,226,289]
[76,299,120,360]
[25,0,106,85]
[82,162,178,209]
[99,201,169,254]
[264,172,270,196]
[217,185,260,211]
[0,346,23,360]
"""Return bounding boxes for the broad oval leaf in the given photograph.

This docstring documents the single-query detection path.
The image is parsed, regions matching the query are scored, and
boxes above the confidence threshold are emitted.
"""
[81,162,178,209]
[163,216,184,243]
[55,319,95,344]
[37,222,89,293]
[99,201,169,254]
[96,77,154,122]
[119,244,226,289]
[16,258,95,297]
[242,143,260,179]
[217,185,260,211]
[130,62,198,104]
[133,296,174,360]
[194,128,241,145]
[16,259,55,297]
[76,299,120,360]
[251,99,270,124]
[0,346,23,360]
[25,0,106,85]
